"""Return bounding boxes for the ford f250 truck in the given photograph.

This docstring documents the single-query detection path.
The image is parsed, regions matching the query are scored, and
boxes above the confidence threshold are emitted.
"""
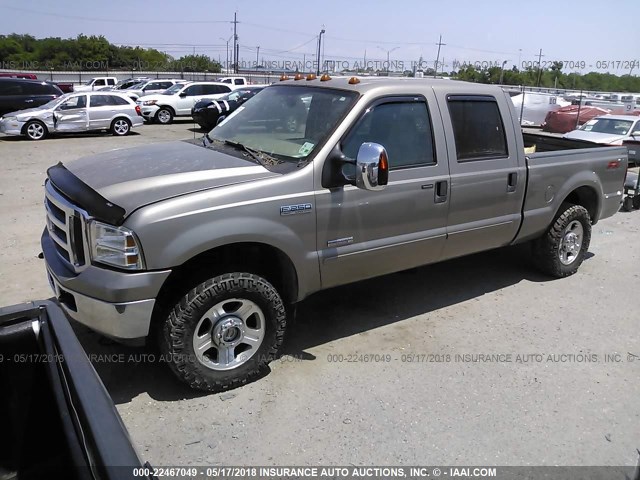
[41,76,628,392]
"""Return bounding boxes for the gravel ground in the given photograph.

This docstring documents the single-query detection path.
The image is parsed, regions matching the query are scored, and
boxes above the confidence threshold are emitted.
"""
[0,123,638,468]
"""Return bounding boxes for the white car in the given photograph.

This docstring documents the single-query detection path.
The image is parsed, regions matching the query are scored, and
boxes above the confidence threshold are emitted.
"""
[137,82,233,124]
[120,79,187,101]
[563,115,640,145]
[74,77,119,92]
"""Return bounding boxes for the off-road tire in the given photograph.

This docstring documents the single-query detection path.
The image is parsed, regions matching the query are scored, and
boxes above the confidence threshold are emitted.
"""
[160,273,286,392]
[532,203,591,278]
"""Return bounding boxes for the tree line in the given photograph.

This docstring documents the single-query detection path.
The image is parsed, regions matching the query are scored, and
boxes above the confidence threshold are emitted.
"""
[0,34,221,73]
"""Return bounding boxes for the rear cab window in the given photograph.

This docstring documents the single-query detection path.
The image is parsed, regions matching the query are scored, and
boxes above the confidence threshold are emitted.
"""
[447,95,508,161]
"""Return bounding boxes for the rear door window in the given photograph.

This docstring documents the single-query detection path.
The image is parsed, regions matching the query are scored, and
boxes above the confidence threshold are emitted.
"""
[0,81,23,95]
[447,96,508,161]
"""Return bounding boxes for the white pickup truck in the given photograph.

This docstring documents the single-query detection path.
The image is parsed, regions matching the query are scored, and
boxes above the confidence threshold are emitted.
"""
[73,77,118,92]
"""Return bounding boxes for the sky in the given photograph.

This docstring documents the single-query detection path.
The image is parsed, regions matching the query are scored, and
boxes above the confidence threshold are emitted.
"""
[0,0,639,74]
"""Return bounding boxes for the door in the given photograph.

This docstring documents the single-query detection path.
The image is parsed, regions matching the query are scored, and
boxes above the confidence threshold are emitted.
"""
[53,95,88,131]
[176,84,203,114]
[316,95,451,289]
[87,94,118,130]
[435,93,526,259]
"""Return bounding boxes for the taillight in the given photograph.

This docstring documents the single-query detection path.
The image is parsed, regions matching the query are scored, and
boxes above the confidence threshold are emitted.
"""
[135,105,142,116]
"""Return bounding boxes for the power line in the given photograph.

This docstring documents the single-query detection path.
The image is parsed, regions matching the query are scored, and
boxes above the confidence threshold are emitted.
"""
[0,5,231,24]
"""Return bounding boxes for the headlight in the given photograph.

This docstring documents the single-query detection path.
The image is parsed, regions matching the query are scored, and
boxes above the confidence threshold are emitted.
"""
[2,116,17,122]
[88,220,145,270]
[142,100,157,106]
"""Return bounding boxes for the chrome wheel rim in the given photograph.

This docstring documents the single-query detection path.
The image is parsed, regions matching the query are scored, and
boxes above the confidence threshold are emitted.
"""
[157,109,171,124]
[114,119,129,135]
[192,298,265,371]
[559,220,584,265]
[27,123,44,139]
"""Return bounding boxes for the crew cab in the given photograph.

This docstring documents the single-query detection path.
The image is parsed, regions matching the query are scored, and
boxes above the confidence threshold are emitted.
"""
[41,77,627,392]
[136,81,232,124]
[218,76,248,86]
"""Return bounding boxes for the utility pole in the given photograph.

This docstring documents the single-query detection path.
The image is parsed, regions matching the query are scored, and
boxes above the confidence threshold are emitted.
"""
[434,34,446,78]
[316,28,325,75]
[232,12,238,74]
[256,46,260,70]
[536,48,544,87]
[363,49,366,72]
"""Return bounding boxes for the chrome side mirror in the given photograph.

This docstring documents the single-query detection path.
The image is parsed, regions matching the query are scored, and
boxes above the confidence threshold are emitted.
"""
[355,142,389,191]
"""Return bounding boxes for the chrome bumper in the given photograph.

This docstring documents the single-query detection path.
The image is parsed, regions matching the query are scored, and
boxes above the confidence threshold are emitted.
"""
[47,267,156,339]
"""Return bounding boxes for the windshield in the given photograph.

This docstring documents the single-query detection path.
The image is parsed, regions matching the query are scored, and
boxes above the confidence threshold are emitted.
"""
[37,94,70,110]
[84,78,96,85]
[220,88,262,102]
[581,118,634,135]
[163,83,184,95]
[208,86,358,162]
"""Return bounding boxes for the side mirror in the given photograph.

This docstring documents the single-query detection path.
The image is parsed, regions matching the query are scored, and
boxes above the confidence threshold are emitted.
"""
[179,92,187,97]
[355,143,389,192]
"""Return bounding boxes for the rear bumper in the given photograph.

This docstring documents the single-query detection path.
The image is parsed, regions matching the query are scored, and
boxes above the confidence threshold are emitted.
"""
[42,229,171,340]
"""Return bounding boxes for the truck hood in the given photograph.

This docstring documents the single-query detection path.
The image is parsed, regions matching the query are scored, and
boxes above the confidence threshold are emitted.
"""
[563,130,625,144]
[63,140,281,215]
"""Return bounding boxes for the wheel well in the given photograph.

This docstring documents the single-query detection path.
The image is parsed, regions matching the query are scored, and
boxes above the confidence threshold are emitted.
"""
[20,119,47,135]
[157,105,175,115]
[111,116,131,126]
[153,242,299,319]
[561,186,598,222]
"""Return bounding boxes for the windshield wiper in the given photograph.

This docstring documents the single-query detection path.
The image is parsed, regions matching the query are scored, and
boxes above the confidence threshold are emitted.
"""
[219,140,283,167]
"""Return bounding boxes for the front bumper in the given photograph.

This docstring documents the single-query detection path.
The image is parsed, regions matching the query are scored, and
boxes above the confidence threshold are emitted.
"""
[42,229,171,340]
[0,117,25,135]
[138,104,160,121]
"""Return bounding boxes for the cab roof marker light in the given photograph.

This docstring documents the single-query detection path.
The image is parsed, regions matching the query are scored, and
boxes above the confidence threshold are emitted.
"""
[306,74,317,81]
[348,77,361,85]
[279,75,289,81]
[320,74,331,81]
[294,73,304,80]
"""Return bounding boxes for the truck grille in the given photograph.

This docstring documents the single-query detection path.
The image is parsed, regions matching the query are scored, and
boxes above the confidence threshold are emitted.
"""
[44,181,89,272]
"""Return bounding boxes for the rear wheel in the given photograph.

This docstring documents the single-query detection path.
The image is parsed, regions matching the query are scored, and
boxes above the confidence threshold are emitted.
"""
[160,272,287,392]
[532,203,591,277]
[24,120,47,141]
[110,118,131,136]
[155,107,173,125]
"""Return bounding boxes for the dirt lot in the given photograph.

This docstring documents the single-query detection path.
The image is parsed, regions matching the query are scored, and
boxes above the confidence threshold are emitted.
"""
[0,123,638,468]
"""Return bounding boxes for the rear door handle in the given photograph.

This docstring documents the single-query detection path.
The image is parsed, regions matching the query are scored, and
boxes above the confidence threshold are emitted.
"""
[507,172,518,193]
[435,180,448,203]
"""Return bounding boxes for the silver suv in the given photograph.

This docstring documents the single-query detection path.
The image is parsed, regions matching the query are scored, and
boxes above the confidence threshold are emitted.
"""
[121,79,187,101]
[0,91,144,140]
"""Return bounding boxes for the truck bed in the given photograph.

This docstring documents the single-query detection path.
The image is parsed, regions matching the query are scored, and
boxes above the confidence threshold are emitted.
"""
[0,301,149,479]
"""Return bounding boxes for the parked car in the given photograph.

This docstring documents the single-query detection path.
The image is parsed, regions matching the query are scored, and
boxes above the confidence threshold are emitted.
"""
[191,86,264,130]
[137,81,232,124]
[0,78,63,117]
[121,79,187,101]
[0,301,151,479]
[0,72,38,79]
[40,78,628,392]
[218,76,249,87]
[563,114,640,145]
[0,92,143,140]
[73,77,118,92]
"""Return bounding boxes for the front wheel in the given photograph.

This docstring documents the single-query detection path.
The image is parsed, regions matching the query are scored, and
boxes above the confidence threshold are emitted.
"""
[160,273,287,392]
[532,204,591,277]
[155,107,173,125]
[24,120,47,141]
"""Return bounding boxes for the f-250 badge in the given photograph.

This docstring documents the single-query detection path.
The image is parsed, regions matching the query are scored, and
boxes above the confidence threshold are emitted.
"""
[280,203,312,216]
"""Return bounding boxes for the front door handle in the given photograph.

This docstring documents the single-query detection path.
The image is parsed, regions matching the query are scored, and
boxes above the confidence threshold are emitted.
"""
[435,180,448,203]
[507,172,518,193]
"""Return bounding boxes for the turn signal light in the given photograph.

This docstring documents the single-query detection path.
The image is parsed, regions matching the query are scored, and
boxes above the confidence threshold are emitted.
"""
[379,150,389,186]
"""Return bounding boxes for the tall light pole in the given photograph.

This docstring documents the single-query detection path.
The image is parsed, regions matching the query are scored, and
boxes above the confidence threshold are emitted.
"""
[499,60,509,84]
[316,28,325,75]
[377,46,399,75]
[220,36,232,73]
[434,34,446,78]
[256,46,260,70]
